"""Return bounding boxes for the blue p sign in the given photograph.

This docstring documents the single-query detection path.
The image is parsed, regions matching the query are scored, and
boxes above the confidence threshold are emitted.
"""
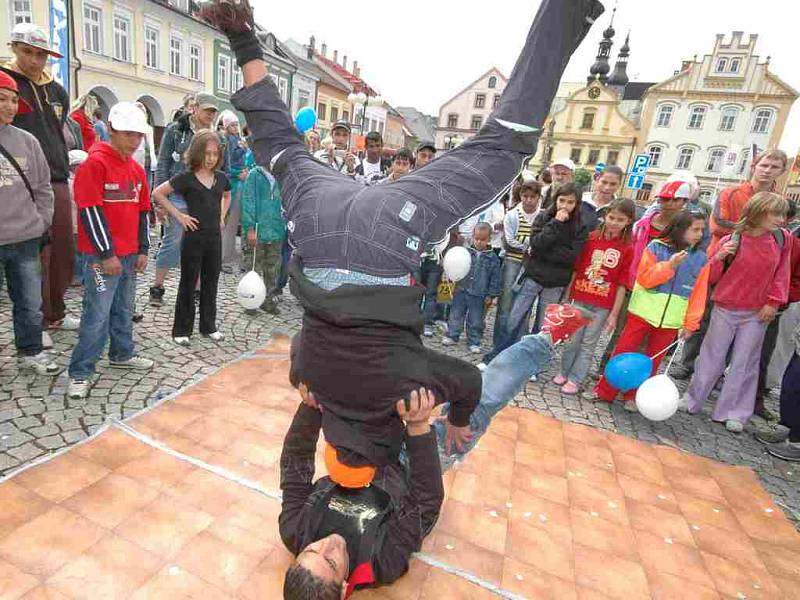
[631,153,651,175]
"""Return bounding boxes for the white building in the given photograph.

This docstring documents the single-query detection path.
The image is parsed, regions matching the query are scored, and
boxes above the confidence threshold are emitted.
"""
[435,68,508,150]
[637,32,798,202]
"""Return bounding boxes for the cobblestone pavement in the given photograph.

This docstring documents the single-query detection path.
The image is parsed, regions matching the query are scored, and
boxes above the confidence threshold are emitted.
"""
[1,253,798,524]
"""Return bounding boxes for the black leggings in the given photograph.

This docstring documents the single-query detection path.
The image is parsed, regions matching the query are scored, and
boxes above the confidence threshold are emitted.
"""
[173,233,221,337]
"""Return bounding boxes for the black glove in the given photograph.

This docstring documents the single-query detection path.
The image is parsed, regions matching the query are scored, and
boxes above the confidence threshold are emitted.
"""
[197,0,262,67]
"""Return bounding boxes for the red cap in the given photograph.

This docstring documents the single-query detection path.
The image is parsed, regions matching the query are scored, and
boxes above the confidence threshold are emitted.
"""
[656,180,692,201]
[0,72,19,95]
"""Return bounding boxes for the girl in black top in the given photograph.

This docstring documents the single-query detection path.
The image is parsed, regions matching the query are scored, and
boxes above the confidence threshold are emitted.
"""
[152,130,231,344]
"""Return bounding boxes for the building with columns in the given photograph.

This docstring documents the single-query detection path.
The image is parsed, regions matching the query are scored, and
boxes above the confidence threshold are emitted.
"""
[637,32,798,202]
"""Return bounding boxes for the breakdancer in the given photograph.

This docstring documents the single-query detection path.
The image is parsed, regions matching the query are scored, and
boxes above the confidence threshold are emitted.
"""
[198,0,603,479]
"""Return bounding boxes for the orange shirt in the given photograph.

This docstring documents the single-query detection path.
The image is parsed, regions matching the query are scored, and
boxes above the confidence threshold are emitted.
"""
[709,181,754,254]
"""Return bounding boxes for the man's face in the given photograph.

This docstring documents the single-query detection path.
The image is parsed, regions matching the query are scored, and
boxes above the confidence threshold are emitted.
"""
[195,106,218,129]
[306,132,321,152]
[392,157,411,178]
[752,157,786,186]
[551,165,573,184]
[332,128,349,149]
[595,172,621,204]
[415,148,435,169]
[472,228,491,251]
[11,43,50,80]
[110,130,144,158]
[366,140,382,162]
[0,89,19,125]
[295,534,349,589]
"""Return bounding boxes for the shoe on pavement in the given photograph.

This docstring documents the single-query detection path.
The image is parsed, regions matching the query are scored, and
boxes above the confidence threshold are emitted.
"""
[529,373,538,382]
[132,312,144,323]
[261,303,280,315]
[755,425,790,445]
[540,304,591,344]
[754,402,778,422]
[469,345,482,354]
[42,331,54,349]
[669,364,693,380]
[173,336,191,346]
[442,337,457,346]
[766,440,800,462]
[18,352,61,375]
[423,325,433,338]
[67,377,93,400]
[53,315,81,330]
[677,395,690,412]
[434,320,448,332]
[582,389,601,402]
[244,308,258,316]
[725,419,744,434]
[552,374,567,386]
[109,356,154,370]
[624,400,639,413]
[205,331,225,342]
[477,362,488,372]
[561,381,579,395]
[149,286,165,306]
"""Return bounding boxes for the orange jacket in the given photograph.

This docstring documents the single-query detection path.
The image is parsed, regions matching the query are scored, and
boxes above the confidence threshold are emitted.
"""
[709,182,754,253]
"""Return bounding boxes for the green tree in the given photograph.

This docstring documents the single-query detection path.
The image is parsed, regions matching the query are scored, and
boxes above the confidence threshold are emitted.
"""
[573,168,592,188]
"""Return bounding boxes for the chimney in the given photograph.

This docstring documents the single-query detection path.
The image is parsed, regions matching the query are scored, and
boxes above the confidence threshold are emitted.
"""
[333,49,339,64]
[343,55,348,70]
[353,60,360,77]
[321,43,327,57]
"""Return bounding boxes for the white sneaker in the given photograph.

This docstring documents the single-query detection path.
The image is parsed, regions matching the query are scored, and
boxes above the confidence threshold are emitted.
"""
[441,337,456,346]
[18,352,61,375]
[726,419,744,434]
[677,396,690,412]
[173,336,191,346]
[205,331,224,342]
[67,377,93,400]
[529,374,538,382]
[435,320,448,332]
[423,325,434,338]
[42,331,54,349]
[469,345,482,354]
[477,362,488,372]
[109,356,154,370]
[59,315,81,331]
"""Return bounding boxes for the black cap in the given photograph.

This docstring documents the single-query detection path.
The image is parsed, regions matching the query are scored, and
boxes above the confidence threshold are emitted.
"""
[416,141,437,153]
[332,120,351,133]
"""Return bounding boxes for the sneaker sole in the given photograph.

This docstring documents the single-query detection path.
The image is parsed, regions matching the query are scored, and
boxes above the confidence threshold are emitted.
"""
[108,362,153,370]
[766,447,800,462]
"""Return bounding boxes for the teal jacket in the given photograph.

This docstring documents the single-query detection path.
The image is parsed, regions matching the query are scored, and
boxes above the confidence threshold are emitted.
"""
[241,165,287,243]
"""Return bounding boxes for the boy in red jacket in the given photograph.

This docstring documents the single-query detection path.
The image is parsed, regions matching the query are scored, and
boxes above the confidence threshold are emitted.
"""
[67,103,154,400]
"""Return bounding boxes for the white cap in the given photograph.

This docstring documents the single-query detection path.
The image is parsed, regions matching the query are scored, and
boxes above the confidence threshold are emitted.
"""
[10,23,62,58]
[108,102,150,134]
[68,149,88,167]
[551,158,576,171]
[221,110,239,128]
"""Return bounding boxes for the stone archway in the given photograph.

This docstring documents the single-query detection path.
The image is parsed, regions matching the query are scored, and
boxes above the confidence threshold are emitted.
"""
[87,85,118,120]
[135,94,166,128]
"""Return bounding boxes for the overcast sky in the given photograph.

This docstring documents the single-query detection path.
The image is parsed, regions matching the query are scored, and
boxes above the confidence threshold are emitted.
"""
[255,0,800,156]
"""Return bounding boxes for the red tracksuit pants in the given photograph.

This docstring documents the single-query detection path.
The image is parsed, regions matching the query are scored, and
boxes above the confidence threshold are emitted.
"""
[595,313,678,402]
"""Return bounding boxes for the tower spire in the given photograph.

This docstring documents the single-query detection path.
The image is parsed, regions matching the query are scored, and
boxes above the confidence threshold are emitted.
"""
[587,8,616,84]
[608,31,631,88]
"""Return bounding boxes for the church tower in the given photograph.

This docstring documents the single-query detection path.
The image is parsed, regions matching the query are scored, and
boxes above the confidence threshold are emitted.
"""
[608,32,631,91]
[587,8,616,84]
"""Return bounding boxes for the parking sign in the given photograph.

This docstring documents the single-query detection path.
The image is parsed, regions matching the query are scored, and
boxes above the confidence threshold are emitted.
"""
[631,154,651,175]
[626,174,645,190]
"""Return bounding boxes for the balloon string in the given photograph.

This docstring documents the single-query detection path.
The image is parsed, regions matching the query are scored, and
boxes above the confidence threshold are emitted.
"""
[252,222,258,272]
[657,339,684,375]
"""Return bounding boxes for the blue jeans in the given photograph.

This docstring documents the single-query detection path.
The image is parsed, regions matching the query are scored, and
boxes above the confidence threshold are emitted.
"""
[277,238,291,291]
[69,254,138,379]
[432,333,554,467]
[447,290,486,347]
[155,194,186,270]
[560,301,609,384]
[420,258,443,326]
[493,258,523,346]
[0,237,44,356]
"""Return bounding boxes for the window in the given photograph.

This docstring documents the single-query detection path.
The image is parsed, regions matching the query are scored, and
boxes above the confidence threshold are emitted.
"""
[342,110,349,122]
[217,54,230,91]
[738,150,751,175]
[688,105,707,129]
[113,14,131,62]
[570,148,582,164]
[317,103,327,121]
[656,104,674,128]
[370,118,377,132]
[471,115,483,130]
[719,107,738,131]
[607,150,619,166]
[330,106,339,123]
[11,0,33,24]
[232,64,243,91]
[170,35,183,76]
[729,58,741,73]
[706,148,725,173]
[488,76,497,89]
[83,4,102,54]
[715,57,728,72]
[699,189,714,203]
[144,26,159,69]
[493,94,501,108]
[647,145,663,168]
[752,108,773,134]
[447,114,458,128]
[581,109,595,130]
[676,147,695,170]
[474,94,486,109]
[189,44,202,81]
[587,149,600,165]
[298,90,310,109]
[277,77,288,102]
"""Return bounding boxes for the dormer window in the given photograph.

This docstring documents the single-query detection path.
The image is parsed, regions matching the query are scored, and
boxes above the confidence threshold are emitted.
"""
[716,57,728,72]
[729,58,741,73]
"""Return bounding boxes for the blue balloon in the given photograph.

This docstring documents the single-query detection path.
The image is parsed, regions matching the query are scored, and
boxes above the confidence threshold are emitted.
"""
[295,107,317,133]
[604,352,653,392]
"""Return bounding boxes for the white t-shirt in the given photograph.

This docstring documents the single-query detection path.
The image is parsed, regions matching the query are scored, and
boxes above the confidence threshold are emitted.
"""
[361,159,383,183]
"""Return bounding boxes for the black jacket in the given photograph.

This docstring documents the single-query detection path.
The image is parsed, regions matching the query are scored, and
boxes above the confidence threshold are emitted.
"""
[279,404,444,590]
[523,210,588,288]
[1,65,69,182]
[288,256,480,467]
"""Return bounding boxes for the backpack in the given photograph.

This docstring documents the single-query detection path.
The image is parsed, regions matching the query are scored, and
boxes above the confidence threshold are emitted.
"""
[723,229,786,273]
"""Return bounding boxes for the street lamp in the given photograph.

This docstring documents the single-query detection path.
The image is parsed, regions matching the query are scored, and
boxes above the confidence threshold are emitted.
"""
[347,91,383,135]
[443,133,463,150]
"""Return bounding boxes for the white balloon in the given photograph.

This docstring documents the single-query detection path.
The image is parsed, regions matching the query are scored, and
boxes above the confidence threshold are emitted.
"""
[237,271,267,310]
[635,374,680,421]
[442,246,472,282]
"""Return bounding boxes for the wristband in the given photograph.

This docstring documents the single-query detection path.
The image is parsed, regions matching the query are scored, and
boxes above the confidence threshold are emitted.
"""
[229,29,263,68]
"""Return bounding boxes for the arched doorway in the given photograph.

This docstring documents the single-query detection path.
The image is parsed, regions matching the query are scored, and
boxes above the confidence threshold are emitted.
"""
[87,85,118,120]
[135,94,167,148]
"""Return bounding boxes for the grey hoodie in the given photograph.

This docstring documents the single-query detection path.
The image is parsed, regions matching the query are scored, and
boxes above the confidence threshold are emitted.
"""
[0,124,53,245]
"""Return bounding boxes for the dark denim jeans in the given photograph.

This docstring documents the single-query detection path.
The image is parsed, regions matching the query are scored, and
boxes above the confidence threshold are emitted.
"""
[69,254,138,379]
[420,258,443,326]
[0,237,44,356]
[447,290,486,347]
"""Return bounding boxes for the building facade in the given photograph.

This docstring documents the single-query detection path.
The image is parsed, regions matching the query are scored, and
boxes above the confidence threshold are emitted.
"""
[637,32,798,202]
[383,105,406,151]
[435,68,508,150]
[396,106,437,148]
